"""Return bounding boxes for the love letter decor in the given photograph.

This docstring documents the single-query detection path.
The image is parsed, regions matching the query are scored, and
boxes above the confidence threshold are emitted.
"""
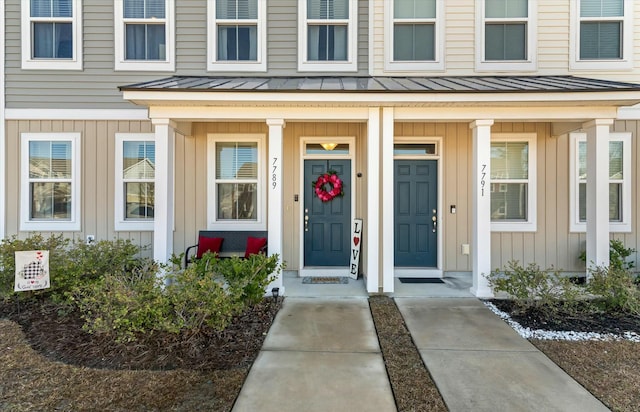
[350,218,363,280]
[14,250,50,292]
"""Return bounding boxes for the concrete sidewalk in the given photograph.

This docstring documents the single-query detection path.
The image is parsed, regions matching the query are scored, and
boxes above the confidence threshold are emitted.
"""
[396,298,610,412]
[232,297,396,412]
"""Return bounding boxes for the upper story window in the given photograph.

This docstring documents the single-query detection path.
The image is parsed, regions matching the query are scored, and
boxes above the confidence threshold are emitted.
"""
[20,133,81,231]
[384,0,444,72]
[476,0,537,72]
[570,0,633,70]
[207,134,266,230]
[490,133,537,232]
[569,132,632,232]
[115,134,155,231]
[114,0,175,71]
[208,0,267,72]
[21,0,83,70]
[298,0,358,72]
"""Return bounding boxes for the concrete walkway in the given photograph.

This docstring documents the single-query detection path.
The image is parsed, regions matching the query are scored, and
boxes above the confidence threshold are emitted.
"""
[232,297,396,412]
[396,298,610,412]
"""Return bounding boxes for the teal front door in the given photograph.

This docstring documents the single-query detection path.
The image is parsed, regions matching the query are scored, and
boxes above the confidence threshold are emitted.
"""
[394,160,438,267]
[304,160,351,266]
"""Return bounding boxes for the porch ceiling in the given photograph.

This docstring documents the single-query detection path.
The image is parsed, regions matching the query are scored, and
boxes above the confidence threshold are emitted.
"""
[120,76,640,122]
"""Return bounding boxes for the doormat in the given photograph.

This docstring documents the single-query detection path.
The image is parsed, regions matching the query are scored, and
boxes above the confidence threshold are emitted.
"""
[302,276,349,284]
[399,277,445,284]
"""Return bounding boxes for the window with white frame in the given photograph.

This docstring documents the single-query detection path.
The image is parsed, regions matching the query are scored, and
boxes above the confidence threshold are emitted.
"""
[490,134,537,232]
[384,0,444,71]
[20,133,81,231]
[114,0,175,71]
[298,0,358,72]
[476,0,537,71]
[570,0,633,70]
[208,0,266,71]
[115,134,155,231]
[569,132,631,232]
[21,0,83,70]
[207,135,265,230]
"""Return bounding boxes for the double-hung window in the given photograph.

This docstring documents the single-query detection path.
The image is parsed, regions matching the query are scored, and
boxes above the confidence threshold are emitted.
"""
[114,0,175,71]
[569,132,631,232]
[21,0,83,70]
[298,0,358,72]
[385,0,444,72]
[207,135,265,230]
[490,134,537,232]
[476,0,537,71]
[570,0,633,70]
[208,0,266,72]
[115,134,155,231]
[21,133,81,231]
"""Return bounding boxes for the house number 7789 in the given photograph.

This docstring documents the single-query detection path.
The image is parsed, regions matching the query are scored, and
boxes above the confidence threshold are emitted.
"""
[272,157,278,189]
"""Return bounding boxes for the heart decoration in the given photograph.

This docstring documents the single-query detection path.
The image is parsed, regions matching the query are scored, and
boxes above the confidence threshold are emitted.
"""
[353,237,360,246]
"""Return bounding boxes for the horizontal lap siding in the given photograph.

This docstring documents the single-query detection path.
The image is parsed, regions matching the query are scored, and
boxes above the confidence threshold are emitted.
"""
[5,120,154,255]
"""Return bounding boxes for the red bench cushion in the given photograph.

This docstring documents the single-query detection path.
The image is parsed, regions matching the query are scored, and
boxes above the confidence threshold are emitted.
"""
[197,236,223,258]
[245,236,267,258]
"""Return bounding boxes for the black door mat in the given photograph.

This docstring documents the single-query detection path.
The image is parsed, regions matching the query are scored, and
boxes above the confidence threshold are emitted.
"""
[399,277,445,284]
[302,276,349,284]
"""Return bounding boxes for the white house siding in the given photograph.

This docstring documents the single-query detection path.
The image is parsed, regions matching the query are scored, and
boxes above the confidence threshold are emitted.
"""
[5,119,155,254]
[371,0,640,82]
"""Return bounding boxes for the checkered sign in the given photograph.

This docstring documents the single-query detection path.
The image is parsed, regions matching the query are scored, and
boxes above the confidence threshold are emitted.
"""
[14,250,50,292]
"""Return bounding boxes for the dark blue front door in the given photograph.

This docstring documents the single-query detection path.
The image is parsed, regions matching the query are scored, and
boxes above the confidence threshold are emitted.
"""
[394,160,438,267]
[304,160,351,266]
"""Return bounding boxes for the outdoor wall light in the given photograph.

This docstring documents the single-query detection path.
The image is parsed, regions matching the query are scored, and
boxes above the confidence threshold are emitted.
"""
[320,143,338,151]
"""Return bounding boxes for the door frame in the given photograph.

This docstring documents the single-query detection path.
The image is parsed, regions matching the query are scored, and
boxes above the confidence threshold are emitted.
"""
[393,136,443,278]
[299,136,356,277]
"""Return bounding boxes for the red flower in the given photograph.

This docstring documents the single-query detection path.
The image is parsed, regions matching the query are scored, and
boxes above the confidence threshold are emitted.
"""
[312,171,344,202]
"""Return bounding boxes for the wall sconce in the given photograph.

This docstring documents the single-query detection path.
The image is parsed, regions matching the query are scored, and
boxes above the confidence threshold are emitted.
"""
[320,143,338,151]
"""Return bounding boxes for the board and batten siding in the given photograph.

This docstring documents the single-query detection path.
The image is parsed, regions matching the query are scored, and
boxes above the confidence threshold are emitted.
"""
[371,0,640,82]
[4,0,370,110]
[5,119,155,255]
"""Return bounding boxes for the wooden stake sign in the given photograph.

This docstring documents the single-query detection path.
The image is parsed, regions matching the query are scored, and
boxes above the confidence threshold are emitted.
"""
[349,218,363,280]
[14,250,50,292]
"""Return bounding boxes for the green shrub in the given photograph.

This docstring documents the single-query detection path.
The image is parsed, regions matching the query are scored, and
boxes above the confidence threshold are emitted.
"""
[488,260,579,314]
[579,239,636,271]
[586,266,640,314]
[76,252,283,342]
[0,234,146,304]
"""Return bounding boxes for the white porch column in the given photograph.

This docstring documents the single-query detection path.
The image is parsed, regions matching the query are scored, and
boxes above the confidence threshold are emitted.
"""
[152,119,176,267]
[584,119,613,276]
[366,108,381,293]
[381,108,395,293]
[267,119,285,295]
[470,120,494,298]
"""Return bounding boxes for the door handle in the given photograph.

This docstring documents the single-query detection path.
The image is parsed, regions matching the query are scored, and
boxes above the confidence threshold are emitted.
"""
[304,208,309,232]
[432,210,437,233]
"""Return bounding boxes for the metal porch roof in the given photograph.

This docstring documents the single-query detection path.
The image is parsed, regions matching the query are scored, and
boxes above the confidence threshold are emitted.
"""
[119,75,640,94]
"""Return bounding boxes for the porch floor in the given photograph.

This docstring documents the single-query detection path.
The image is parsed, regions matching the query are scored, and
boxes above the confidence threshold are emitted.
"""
[283,271,474,297]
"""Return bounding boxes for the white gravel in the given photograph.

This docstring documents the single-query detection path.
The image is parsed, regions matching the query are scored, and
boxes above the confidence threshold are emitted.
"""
[483,301,640,342]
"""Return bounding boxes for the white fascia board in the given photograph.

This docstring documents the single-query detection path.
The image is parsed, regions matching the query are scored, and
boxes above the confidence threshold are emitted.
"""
[5,108,149,120]
[123,90,640,107]
[617,105,640,120]
[394,106,621,121]
[149,106,371,121]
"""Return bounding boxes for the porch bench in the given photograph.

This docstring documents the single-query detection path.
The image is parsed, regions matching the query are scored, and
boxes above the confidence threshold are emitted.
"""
[184,230,268,267]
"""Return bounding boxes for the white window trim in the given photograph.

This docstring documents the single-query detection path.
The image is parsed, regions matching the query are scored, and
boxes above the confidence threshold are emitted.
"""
[20,133,81,231]
[207,0,267,72]
[115,133,155,231]
[475,0,537,72]
[383,0,444,72]
[207,134,266,231]
[490,133,537,232]
[113,0,175,71]
[569,0,633,71]
[21,0,83,70]
[569,132,632,233]
[297,0,358,72]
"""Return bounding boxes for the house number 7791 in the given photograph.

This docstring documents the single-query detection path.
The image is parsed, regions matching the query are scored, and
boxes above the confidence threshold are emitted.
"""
[272,157,278,189]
